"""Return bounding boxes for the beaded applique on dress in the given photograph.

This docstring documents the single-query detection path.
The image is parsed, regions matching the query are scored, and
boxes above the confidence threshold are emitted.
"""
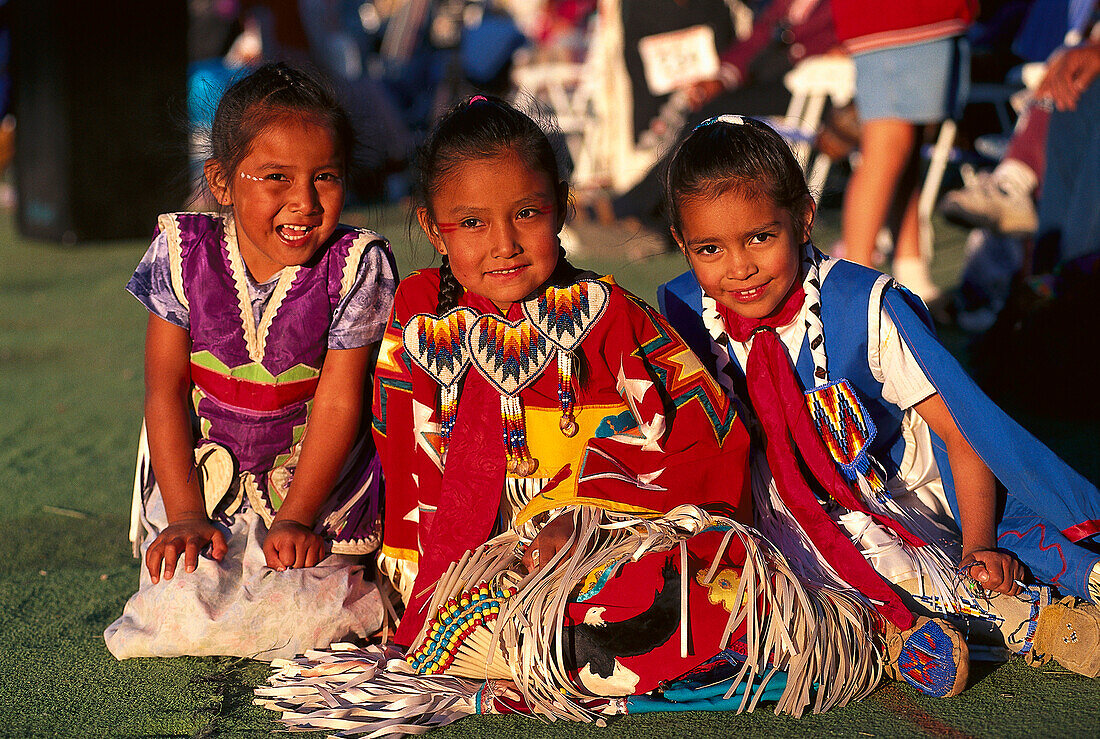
[804,378,890,500]
[403,307,478,451]
[408,279,612,476]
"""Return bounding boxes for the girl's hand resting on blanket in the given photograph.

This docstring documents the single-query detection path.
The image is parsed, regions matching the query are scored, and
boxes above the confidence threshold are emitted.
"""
[960,548,1026,597]
[523,514,577,572]
[147,517,228,584]
[263,519,327,571]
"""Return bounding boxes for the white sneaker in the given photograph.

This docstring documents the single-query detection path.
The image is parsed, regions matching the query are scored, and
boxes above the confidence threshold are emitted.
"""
[892,257,942,303]
[939,168,1038,236]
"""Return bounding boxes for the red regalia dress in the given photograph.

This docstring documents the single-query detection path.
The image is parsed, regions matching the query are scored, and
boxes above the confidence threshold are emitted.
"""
[255,271,885,731]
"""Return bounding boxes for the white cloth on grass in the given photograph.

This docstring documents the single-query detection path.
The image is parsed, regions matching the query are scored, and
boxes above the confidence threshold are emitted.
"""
[104,488,382,661]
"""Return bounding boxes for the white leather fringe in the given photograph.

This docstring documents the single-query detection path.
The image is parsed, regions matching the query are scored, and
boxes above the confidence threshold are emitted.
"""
[257,505,883,735]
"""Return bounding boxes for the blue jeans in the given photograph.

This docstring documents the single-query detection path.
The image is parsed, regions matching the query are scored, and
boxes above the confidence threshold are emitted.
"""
[1036,80,1100,268]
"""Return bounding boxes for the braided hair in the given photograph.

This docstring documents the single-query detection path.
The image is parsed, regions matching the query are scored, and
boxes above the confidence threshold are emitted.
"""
[414,95,572,314]
[436,256,465,314]
[204,62,356,200]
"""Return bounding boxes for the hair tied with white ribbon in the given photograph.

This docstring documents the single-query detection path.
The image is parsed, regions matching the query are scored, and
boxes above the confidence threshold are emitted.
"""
[694,114,746,131]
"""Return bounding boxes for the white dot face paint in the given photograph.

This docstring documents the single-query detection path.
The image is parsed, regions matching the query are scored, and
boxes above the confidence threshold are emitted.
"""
[224,118,345,283]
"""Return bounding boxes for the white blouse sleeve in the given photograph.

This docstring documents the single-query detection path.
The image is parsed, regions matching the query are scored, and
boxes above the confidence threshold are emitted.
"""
[870,305,937,410]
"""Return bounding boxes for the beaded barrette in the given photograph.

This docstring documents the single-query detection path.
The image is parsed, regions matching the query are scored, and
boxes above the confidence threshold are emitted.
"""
[694,113,746,131]
[522,280,610,436]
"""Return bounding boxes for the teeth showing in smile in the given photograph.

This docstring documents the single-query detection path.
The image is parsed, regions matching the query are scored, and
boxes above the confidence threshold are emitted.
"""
[489,266,523,275]
[734,285,765,300]
[278,224,313,242]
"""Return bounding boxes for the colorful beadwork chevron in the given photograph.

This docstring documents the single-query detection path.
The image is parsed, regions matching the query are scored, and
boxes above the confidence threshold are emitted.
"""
[407,581,518,676]
[403,308,477,387]
[404,308,478,445]
[522,281,608,434]
[467,315,552,396]
[467,315,551,475]
[522,279,610,351]
[805,378,888,496]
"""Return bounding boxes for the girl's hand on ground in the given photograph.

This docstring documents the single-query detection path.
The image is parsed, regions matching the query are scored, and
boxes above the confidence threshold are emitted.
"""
[523,514,577,572]
[263,520,326,570]
[146,517,227,584]
[961,548,1025,596]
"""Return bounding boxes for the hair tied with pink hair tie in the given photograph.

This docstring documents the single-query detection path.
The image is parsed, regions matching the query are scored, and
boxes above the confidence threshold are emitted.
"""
[694,114,746,131]
[468,95,490,105]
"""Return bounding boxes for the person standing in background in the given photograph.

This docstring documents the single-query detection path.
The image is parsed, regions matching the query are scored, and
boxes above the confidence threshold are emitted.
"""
[831,0,976,301]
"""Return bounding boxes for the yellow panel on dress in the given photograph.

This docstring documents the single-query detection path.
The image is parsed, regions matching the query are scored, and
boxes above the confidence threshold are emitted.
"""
[514,402,629,484]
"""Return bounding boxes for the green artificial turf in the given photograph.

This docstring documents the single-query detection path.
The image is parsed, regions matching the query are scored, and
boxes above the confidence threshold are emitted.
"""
[2,203,1099,738]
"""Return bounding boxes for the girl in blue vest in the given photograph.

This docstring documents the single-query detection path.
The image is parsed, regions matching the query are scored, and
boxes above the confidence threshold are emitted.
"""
[657,115,1100,681]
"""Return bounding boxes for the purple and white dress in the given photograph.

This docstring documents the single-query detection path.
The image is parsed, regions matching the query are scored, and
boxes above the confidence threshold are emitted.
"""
[105,212,397,660]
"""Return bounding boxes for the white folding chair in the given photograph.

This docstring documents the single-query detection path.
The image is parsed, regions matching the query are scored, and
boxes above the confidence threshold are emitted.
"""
[780,55,962,262]
[778,55,857,196]
[511,2,618,196]
[916,119,957,262]
[511,61,595,174]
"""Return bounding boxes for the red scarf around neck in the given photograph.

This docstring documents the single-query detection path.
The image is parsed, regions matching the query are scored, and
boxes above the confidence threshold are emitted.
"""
[719,286,916,630]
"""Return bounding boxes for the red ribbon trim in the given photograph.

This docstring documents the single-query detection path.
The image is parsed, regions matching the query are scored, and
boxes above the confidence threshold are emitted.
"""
[190,362,319,411]
[1062,520,1100,542]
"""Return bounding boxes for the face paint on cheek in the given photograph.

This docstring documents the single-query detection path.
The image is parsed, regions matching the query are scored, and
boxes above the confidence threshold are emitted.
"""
[436,222,462,234]
[239,172,264,182]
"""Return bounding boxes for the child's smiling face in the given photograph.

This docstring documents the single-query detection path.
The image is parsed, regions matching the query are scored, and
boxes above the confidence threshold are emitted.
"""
[207,116,345,283]
[419,147,564,313]
[673,187,812,320]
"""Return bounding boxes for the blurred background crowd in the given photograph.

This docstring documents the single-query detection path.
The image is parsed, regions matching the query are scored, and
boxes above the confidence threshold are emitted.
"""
[2,0,1099,412]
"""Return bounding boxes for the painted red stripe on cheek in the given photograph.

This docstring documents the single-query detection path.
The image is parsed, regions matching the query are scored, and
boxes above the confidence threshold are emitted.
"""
[436,222,461,234]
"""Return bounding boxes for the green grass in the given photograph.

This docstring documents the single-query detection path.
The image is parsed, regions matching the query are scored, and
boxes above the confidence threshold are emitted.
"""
[2,203,1099,738]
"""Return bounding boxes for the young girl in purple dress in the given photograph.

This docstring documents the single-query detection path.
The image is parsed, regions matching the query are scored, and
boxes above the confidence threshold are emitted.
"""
[104,63,397,660]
